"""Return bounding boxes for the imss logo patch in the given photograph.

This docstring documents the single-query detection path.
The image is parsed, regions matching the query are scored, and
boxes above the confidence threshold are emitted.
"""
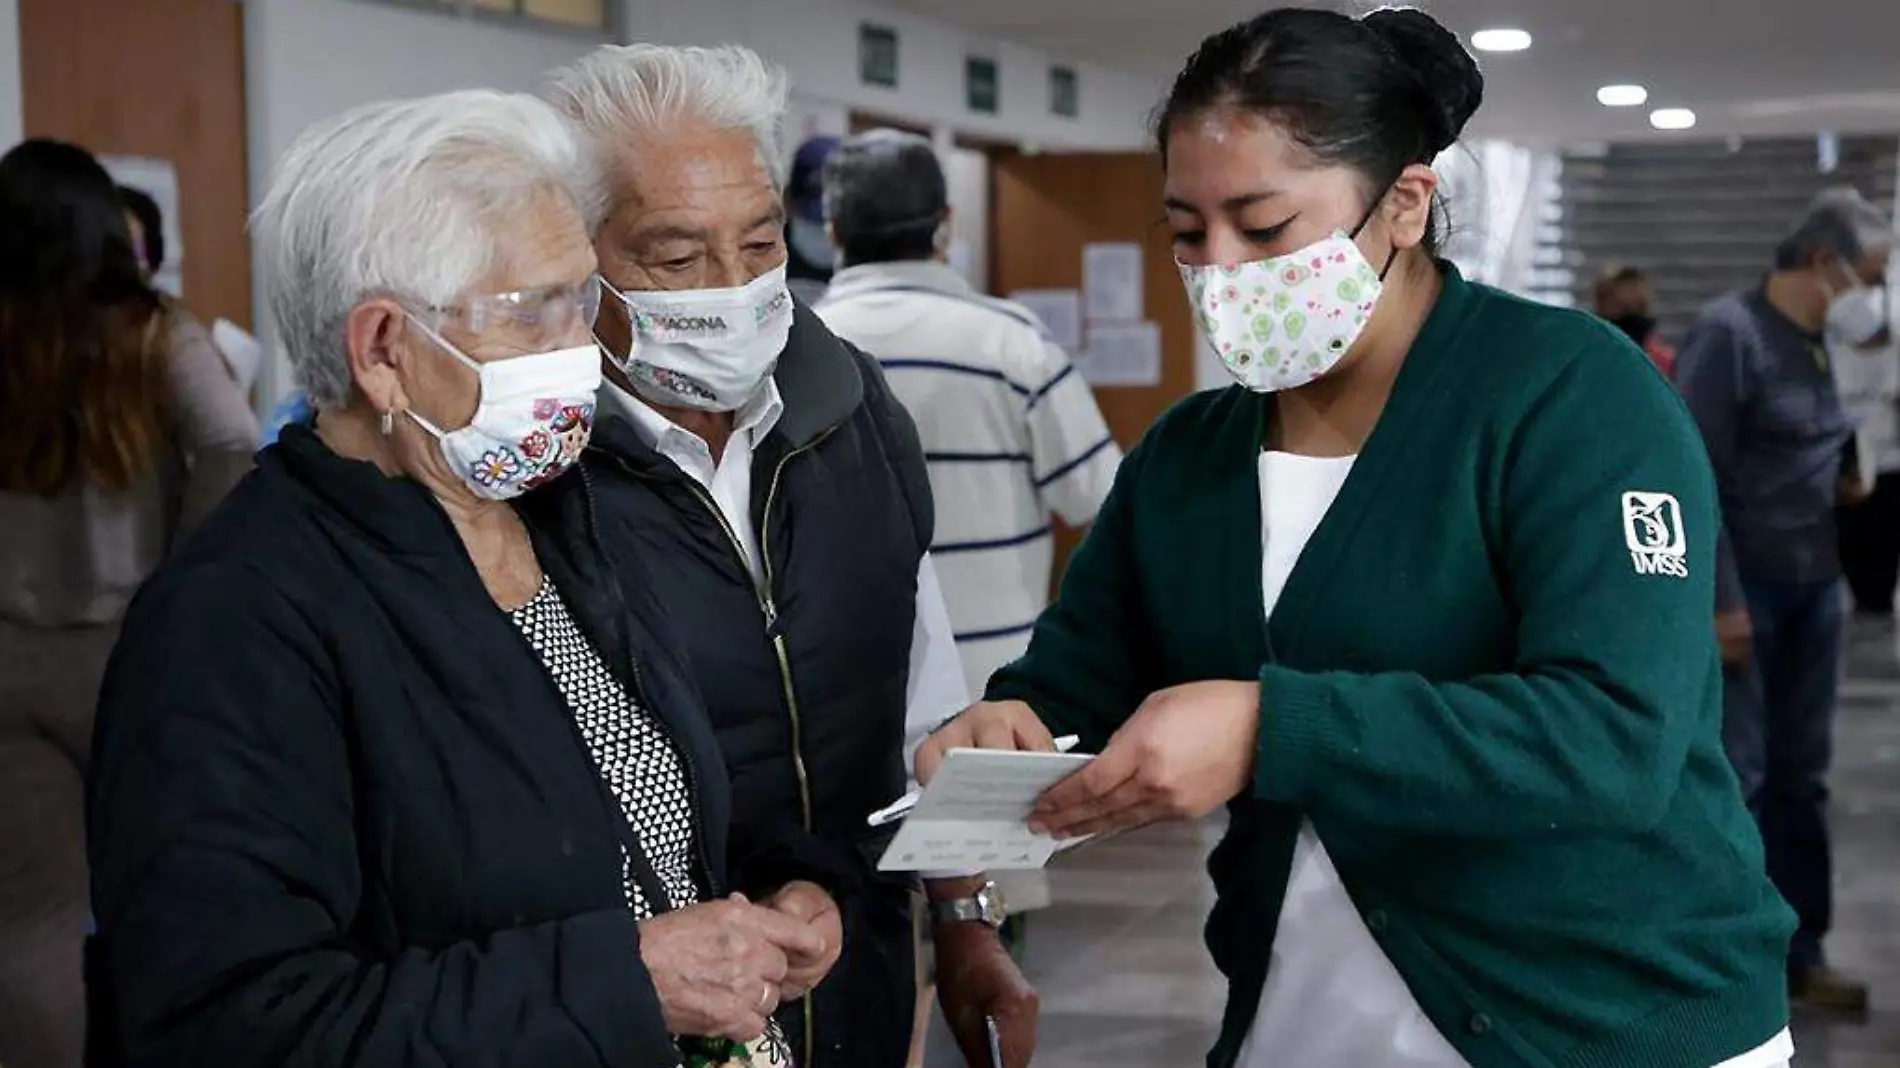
[1622,491,1689,578]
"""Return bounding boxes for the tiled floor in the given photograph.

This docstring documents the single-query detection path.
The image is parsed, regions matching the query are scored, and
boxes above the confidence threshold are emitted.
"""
[925,618,1900,1067]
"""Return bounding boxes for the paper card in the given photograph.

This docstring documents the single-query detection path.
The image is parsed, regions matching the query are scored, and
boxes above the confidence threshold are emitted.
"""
[1083,242,1143,323]
[1080,321,1162,387]
[877,748,1094,872]
[1009,288,1083,350]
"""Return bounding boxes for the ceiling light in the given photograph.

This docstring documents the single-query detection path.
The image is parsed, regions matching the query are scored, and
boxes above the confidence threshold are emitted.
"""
[1597,84,1648,108]
[1470,28,1532,53]
[1649,108,1697,131]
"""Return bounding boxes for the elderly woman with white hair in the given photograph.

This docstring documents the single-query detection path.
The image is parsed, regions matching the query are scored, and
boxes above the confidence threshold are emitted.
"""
[85,89,839,1068]
[544,44,1039,1068]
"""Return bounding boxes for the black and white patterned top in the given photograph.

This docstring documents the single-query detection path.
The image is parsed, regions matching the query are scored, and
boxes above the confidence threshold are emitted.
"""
[509,577,699,917]
[510,577,793,1068]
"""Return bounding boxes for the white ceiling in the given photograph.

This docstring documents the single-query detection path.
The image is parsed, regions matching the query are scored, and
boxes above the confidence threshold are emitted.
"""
[862,0,1900,146]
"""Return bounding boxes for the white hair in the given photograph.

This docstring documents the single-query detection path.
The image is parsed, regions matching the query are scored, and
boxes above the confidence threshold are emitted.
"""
[542,43,789,228]
[252,89,603,411]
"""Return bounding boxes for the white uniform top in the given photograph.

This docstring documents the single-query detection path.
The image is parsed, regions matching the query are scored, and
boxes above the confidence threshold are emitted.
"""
[1239,451,1791,1068]
[818,261,1122,697]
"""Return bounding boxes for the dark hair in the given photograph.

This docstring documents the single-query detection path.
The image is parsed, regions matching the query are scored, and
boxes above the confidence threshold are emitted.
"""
[119,183,165,272]
[0,139,170,495]
[823,129,947,268]
[1155,6,1484,254]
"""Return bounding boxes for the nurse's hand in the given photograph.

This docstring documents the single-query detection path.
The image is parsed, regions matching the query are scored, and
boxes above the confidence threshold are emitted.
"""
[1030,681,1259,838]
[913,701,1057,784]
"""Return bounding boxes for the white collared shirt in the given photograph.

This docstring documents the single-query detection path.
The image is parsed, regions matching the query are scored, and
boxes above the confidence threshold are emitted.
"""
[601,377,970,749]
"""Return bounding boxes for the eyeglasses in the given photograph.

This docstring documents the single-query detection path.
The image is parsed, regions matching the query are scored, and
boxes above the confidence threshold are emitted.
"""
[416,274,602,343]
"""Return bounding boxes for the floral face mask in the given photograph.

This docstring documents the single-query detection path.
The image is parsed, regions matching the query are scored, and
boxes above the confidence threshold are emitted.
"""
[1180,230,1387,393]
[403,316,602,500]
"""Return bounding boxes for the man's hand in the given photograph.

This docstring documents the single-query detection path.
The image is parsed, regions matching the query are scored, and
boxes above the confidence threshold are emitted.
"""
[1031,680,1259,839]
[914,701,1056,784]
[638,894,826,1041]
[1716,608,1754,668]
[762,880,843,999]
[935,922,1038,1068]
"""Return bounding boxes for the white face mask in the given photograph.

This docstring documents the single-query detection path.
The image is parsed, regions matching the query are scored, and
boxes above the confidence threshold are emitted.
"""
[1824,273,1888,348]
[403,316,602,501]
[1181,231,1385,393]
[787,216,835,271]
[601,264,795,412]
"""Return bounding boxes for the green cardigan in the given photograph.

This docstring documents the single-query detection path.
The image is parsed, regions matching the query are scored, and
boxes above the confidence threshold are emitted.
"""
[988,266,1794,1068]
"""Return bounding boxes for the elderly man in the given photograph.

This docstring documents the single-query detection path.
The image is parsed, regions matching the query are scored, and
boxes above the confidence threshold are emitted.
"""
[1676,186,1892,1015]
[546,45,1037,1068]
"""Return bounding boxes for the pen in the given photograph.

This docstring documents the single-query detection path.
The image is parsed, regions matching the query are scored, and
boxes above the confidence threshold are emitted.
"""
[985,1014,1004,1068]
[866,735,1082,827]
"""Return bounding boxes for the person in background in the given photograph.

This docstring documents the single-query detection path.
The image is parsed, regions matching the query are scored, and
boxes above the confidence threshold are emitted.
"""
[814,128,1118,1066]
[1675,185,1892,1015]
[87,90,838,1068]
[920,7,1796,1068]
[1831,303,1900,620]
[117,185,163,283]
[260,389,313,444]
[784,135,840,305]
[120,183,254,397]
[1595,264,1676,375]
[817,129,1121,710]
[0,139,256,1068]
[546,44,1038,1068]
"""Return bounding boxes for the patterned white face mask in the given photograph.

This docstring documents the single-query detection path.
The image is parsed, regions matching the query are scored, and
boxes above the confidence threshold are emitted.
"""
[1180,231,1385,393]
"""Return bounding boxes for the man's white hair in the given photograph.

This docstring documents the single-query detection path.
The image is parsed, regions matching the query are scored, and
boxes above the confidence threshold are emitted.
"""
[252,89,602,411]
[543,43,789,228]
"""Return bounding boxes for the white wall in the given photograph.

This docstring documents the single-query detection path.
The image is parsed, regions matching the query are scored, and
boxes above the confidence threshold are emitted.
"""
[0,0,21,149]
[621,0,1158,152]
[244,0,606,403]
[240,0,1163,403]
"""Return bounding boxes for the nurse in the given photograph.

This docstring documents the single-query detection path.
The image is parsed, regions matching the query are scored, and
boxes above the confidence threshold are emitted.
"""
[917,8,1796,1068]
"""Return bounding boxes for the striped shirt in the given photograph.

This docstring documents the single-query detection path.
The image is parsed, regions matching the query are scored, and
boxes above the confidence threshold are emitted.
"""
[818,261,1121,696]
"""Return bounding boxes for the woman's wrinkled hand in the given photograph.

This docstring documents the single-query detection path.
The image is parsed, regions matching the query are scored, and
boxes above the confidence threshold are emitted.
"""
[638,894,826,1041]
[762,880,843,999]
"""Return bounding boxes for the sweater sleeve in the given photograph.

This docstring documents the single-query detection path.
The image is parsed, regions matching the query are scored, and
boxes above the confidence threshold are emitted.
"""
[984,437,1155,751]
[163,309,259,536]
[88,566,681,1068]
[1254,340,1722,837]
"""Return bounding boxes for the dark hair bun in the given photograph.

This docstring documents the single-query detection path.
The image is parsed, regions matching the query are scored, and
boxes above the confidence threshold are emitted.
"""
[1362,7,1484,152]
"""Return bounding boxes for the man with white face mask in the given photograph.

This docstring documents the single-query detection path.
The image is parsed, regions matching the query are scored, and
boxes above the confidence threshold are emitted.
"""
[545,44,1037,1068]
[1676,185,1893,1016]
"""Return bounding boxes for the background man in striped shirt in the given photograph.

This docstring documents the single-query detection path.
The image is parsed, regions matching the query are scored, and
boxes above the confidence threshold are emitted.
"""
[817,130,1122,699]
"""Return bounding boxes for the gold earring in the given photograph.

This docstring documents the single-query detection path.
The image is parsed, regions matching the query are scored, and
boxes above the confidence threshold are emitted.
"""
[380,409,395,437]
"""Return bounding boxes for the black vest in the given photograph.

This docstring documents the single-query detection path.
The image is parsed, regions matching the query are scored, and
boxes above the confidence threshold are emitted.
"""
[587,305,932,1068]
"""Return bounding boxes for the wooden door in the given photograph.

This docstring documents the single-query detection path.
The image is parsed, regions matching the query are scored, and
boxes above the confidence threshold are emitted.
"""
[990,152,1196,573]
[20,0,252,330]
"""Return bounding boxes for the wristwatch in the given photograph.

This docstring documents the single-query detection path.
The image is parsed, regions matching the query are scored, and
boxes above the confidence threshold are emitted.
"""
[930,880,1007,929]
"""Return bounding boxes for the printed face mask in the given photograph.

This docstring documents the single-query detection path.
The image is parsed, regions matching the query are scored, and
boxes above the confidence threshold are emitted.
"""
[601,264,795,412]
[1181,231,1386,393]
[404,316,602,501]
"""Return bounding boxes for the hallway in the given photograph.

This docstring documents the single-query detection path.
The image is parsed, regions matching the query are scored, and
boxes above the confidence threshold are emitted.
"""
[1012,619,1900,1067]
